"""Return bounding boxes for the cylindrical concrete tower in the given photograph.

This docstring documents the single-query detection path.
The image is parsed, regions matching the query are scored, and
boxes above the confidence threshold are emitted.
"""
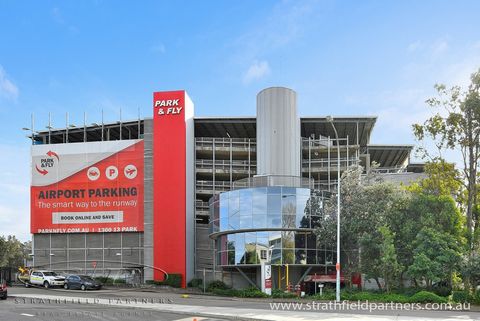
[256,87,300,177]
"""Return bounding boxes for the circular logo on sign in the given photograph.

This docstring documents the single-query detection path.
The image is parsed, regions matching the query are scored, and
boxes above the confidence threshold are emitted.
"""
[87,167,100,181]
[124,164,138,179]
[105,165,118,180]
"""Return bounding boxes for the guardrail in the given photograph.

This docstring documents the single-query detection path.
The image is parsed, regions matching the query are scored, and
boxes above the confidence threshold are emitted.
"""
[196,180,232,192]
[301,137,350,148]
[371,166,408,174]
[195,137,256,150]
[302,157,359,169]
[195,200,209,210]
[233,175,314,189]
[196,159,257,171]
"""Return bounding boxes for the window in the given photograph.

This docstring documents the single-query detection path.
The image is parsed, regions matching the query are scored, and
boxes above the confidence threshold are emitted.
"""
[260,250,267,260]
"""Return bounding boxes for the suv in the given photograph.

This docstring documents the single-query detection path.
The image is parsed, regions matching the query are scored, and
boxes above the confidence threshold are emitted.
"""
[0,280,6,300]
[28,271,65,288]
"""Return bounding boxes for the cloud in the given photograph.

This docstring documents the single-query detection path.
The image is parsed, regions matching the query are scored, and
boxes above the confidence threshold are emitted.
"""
[431,39,449,58]
[407,40,422,53]
[401,38,480,90]
[51,7,79,34]
[233,0,316,58]
[243,60,271,84]
[0,65,19,101]
[51,7,64,24]
[352,39,480,164]
[230,0,318,83]
[151,44,166,54]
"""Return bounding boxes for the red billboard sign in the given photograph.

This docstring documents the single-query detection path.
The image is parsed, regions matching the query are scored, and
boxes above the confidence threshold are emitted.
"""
[30,140,144,234]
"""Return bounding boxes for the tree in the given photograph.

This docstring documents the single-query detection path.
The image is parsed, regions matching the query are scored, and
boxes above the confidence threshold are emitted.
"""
[407,228,462,288]
[0,235,29,268]
[407,160,462,201]
[387,193,464,286]
[315,165,406,286]
[461,254,480,292]
[359,226,402,291]
[413,69,480,247]
[379,226,402,292]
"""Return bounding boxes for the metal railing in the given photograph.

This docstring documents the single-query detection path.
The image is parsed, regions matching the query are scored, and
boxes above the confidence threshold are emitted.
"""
[302,157,359,169]
[196,159,257,171]
[195,137,256,150]
[301,137,350,148]
[195,200,209,210]
[233,175,314,190]
[196,180,232,192]
[312,180,338,191]
[371,166,408,174]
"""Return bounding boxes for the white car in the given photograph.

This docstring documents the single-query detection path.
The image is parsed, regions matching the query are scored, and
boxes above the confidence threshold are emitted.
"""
[28,271,65,288]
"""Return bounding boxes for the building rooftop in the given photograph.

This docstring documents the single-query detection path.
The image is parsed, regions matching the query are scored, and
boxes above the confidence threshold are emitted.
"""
[28,115,419,170]
[366,144,414,168]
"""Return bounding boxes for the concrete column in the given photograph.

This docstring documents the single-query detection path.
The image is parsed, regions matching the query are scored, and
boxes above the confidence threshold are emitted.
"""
[256,87,300,177]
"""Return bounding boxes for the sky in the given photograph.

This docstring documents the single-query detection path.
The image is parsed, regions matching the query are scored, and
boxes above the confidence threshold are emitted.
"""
[1,0,480,241]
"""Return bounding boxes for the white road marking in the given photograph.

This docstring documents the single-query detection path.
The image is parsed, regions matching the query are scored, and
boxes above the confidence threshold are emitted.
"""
[20,313,35,317]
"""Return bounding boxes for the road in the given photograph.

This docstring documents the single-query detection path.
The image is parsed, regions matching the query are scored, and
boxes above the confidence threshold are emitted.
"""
[2,286,480,321]
[0,297,223,321]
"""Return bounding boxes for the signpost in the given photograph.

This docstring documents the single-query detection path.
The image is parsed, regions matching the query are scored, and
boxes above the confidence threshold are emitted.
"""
[261,262,272,295]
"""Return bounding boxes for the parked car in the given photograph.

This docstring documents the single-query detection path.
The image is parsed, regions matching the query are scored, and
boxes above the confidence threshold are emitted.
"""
[27,271,65,288]
[0,280,7,300]
[64,275,102,291]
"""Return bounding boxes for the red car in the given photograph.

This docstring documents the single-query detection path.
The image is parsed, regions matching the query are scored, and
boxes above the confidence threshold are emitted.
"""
[0,281,7,300]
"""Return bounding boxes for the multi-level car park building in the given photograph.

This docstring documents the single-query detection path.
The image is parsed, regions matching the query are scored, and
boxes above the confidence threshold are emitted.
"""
[27,87,423,289]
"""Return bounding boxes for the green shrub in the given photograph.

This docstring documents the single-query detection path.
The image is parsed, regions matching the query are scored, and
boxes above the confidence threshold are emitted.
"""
[144,274,183,288]
[394,287,422,297]
[330,291,408,303]
[113,278,126,284]
[207,280,230,292]
[211,286,268,298]
[163,274,182,287]
[311,289,448,303]
[271,289,298,298]
[452,291,473,303]
[94,277,114,285]
[432,286,452,297]
[408,291,447,303]
[211,288,240,296]
[239,287,269,298]
[309,289,336,300]
[187,278,203,289]
[473,291,480,305]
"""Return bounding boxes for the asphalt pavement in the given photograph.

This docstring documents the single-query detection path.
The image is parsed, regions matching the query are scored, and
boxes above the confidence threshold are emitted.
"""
[3,285,480,321]
[1,292,227,321]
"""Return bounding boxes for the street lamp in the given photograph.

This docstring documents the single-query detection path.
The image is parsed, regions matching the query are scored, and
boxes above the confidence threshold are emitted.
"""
[326,115,341,302]
[22,127,35,145]
[22,113,36,145]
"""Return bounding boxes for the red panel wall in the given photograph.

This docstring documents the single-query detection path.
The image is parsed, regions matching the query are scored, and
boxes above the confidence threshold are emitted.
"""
[153,90,187,287]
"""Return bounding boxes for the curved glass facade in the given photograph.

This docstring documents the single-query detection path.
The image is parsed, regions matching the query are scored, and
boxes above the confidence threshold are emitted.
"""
[209,186,334,266]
